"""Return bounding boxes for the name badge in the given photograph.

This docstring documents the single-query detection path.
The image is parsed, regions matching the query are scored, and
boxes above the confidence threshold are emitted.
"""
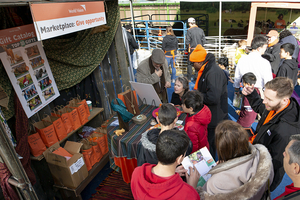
[244,106,253,112]
[267,130,271,136]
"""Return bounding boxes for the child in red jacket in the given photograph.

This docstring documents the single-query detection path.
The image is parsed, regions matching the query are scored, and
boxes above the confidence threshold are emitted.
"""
[131,130,200,200]
[182,90,211,153]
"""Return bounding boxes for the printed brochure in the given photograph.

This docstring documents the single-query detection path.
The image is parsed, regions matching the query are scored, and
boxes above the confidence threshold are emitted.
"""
[181,146,216,187]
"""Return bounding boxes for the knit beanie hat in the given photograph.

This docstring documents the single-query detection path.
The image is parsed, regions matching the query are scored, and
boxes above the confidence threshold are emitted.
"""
[189,44,207,62]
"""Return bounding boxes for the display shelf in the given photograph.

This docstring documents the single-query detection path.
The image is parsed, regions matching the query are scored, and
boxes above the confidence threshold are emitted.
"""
[54,153,109,200]
[30,107,104,161]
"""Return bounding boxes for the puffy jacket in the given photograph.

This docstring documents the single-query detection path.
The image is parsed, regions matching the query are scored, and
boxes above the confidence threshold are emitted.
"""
[197,144,274,200]
[184,105,211,153]
[137,128,193,166]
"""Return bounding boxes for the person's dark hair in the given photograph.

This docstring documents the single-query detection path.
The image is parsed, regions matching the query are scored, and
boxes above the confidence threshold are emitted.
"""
[280,43,295,56]
[278,13,283,19]
[166,26,175,36]
[156,129,189,165]
[242,72,257,86]
[215,120,250,162]
[182,90,203,113]
[158,103,177,126]
[279,30,293,40]
[288,135,300,165]
[125,24,131,31]
[175,76,189,93]
[265,77,294,99]
[251,35,268,50]
[218,57,228,67]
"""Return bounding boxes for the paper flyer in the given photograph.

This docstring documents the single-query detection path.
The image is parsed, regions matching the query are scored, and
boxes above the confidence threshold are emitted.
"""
[0,24,60,118]
[182,146,216,187]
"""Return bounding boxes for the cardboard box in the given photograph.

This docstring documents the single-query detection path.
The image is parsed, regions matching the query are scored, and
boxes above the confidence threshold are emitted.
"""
[43,141,88,189]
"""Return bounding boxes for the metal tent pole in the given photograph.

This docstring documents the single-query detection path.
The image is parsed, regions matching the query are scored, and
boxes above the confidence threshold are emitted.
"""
[130,0,136,40]
[218,1,222,59]
[0,121,38,200]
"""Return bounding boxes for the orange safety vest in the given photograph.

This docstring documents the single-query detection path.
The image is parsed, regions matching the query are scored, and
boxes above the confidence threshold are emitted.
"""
[164,49,176,67]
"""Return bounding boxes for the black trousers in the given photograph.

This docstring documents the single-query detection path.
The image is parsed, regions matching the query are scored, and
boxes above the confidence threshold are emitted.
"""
[187,49,194,81]
[207,127,217,160]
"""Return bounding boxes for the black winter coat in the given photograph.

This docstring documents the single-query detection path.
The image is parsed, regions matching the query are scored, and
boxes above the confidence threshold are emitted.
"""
[197,53,228,128]
[279,35,299,60]
[126,31,139,55]
[171,92,187,106]
[247,90,300,191]
[262,43,281,74]
[277,58,299,86]
[137,128,193,166]
[162,35,178,56]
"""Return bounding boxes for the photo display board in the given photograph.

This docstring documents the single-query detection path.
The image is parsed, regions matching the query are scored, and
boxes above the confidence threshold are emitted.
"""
[0,24,60,118]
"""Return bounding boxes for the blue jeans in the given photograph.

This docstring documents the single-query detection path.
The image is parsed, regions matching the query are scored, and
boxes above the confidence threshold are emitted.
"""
[165,56,177,80]
[130,54,137,80]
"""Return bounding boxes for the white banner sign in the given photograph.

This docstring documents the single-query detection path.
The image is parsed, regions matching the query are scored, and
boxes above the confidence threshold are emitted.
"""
[30,1,106,41]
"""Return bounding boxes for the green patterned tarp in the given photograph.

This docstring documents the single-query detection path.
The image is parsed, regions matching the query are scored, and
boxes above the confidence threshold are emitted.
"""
[0,0,120,120]
[43,0,120,91]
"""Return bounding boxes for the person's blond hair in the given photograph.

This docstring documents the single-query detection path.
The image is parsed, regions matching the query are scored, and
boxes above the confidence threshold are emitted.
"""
[238,39,247,48]
[166,26,175,36]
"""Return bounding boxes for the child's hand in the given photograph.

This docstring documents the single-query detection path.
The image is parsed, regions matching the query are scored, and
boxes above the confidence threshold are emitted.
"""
[242,84,254,96]
[175,165,187,176]
[186,166,200,189]
[235,110,241,115]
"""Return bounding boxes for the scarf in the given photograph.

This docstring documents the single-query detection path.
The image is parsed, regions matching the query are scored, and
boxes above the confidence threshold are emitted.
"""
[194,62,207,90]
[250,99,290,144]
[268,39,278,47]
[193,53,214,90]
[149,57,167,103]
[263,99,290,125]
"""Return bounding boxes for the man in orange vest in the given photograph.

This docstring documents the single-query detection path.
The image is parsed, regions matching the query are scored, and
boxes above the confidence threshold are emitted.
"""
[242,77,300,192]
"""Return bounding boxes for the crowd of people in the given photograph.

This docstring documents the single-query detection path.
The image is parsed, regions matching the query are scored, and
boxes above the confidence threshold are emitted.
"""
[126,18,300,199]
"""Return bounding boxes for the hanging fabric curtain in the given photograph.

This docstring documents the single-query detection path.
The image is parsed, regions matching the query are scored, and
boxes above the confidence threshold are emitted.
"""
[42,0,120,91]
